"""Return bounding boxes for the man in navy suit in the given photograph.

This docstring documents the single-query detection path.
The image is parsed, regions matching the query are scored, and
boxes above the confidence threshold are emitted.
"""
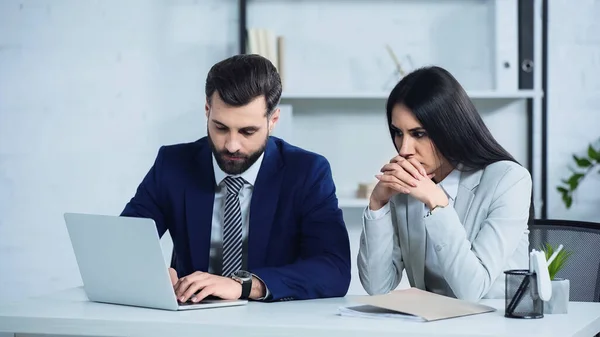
[121,54,351,303]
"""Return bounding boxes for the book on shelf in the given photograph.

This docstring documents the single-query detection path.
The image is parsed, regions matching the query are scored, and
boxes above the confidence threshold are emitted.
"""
[246,28,285,88]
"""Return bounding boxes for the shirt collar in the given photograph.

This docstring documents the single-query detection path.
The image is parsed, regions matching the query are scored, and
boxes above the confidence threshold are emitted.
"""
[212,152,264,187]
[438,168,461,201]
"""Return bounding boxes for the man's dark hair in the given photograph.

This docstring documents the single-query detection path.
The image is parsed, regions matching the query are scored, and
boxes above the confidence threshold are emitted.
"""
[205,54,282,117]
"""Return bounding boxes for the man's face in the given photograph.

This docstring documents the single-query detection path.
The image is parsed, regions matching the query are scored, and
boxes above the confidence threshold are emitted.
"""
[206,92,279,175]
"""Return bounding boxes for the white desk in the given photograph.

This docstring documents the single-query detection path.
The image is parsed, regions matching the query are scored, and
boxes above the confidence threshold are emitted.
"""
[1,287,599,337]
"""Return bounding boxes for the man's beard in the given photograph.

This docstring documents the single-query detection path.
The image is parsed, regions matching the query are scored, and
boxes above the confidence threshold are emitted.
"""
[208,133,267,175]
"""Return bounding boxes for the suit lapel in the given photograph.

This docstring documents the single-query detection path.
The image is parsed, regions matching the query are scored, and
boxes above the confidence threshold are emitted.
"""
[247,138,284,270]
[185,143,216,272]
[406,196,426,289]
[455,168,483,236]
[454,186,475,226]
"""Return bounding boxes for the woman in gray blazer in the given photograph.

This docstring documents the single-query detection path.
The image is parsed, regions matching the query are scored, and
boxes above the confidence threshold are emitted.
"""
[357,66,533,302]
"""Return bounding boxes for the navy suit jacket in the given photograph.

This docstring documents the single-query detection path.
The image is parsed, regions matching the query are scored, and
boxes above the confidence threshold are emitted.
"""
[120,136,351,301]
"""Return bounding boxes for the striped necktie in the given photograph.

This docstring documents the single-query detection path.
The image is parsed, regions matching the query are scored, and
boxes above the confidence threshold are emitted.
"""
[221,176,245,277]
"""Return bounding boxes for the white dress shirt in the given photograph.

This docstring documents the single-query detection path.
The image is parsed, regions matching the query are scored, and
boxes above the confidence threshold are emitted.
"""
[364,169,461,295]
[210,153,270,299]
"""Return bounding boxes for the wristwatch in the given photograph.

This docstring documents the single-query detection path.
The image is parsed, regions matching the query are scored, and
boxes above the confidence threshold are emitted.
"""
[231,270,252,299]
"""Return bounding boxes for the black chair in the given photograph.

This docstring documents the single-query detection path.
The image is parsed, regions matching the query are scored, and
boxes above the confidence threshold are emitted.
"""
[529,219,600,302]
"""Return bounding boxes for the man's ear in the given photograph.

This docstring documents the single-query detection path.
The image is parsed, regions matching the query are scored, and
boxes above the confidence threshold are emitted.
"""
[268,108,280,134]
[205,102,210,119]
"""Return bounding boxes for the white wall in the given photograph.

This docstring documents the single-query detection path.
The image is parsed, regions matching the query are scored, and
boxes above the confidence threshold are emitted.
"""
[0,0,235,304]
[0,0,598,307]
[248,0,496,93]
[546,0,600,222]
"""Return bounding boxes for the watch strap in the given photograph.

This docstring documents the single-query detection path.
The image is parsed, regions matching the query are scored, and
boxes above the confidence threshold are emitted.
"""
[240,277,252,299]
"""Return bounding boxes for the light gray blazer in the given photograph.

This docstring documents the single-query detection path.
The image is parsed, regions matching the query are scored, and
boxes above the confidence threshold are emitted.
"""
[357,160,532,302]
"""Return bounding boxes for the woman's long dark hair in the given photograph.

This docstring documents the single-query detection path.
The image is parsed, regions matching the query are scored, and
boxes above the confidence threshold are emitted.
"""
[386,66,534,223]
[386,66,516,170]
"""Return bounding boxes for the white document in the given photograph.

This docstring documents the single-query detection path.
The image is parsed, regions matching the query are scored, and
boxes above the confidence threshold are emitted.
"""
[338,305,424,322]
[340,288,496,322]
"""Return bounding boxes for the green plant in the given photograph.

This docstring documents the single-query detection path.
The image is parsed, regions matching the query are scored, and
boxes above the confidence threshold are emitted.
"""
[557,139,600,209]
[540,243,573,280]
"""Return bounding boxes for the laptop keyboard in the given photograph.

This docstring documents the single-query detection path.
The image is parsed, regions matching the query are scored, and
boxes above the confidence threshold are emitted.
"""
[180,295,223,305]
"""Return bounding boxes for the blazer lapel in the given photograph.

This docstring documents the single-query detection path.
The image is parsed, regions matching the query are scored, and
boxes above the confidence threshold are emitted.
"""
[454,168,483,234]
[406,196,426,289]
[185,143,216,272]
[454,186,475,226]
[247,138,284,270]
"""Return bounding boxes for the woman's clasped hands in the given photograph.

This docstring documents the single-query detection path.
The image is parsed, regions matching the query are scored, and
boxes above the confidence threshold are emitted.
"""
[370,156,448,210]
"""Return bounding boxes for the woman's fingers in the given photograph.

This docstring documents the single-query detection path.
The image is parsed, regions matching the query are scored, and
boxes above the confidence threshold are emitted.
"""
[406,158,428,177]
[375,173,412,194]
[389,156,427,179]
[380,163,419,187]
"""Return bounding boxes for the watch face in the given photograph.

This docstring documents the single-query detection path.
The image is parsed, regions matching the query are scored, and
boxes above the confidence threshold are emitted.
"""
[233,270,252,280]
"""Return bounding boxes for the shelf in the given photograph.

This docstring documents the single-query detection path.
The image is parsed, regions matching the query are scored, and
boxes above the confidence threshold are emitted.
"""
[338,198,369,208]
[280,90,541,100]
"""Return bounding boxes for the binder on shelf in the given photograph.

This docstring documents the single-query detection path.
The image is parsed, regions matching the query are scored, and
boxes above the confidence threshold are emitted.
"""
[494,0,519,91]
[518,0,535,89]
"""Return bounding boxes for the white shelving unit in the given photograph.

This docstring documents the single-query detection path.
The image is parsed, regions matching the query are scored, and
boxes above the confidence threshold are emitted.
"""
[247,0,544,212]
[281,88,543,209]
[281,90,542,100]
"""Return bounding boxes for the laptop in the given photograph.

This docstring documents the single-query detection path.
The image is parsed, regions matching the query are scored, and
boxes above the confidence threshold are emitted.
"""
[63,212,248,311]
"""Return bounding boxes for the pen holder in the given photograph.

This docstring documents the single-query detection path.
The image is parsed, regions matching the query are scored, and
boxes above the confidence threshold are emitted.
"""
[504,269,543,319]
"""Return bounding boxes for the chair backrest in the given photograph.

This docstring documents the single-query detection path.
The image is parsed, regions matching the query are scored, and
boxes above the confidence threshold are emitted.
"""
[529,219,600,302]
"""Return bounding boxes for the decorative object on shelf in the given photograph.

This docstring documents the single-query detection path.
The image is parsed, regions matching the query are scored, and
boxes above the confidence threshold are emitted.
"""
[356,182,376,199]
[556,138,600,209]
[246,28,285,88]
[540,243,572,314]
[385,44,407,77]
[383,44,414,91]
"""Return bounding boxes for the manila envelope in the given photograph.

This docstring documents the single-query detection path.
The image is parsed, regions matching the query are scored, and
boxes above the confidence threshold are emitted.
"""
[355,287,496,322]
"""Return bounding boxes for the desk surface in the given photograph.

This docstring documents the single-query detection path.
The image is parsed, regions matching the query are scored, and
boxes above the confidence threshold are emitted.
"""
[1,287,600,337]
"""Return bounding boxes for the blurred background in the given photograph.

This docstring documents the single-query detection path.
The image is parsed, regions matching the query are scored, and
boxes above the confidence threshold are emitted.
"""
[0,0,599,305]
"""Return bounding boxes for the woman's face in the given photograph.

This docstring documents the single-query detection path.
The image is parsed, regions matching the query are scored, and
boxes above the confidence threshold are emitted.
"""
[390,104,448,176]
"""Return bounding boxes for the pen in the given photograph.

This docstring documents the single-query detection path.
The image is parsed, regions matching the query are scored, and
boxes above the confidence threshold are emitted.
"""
[506,249,544,316]
[546,244,563,266]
